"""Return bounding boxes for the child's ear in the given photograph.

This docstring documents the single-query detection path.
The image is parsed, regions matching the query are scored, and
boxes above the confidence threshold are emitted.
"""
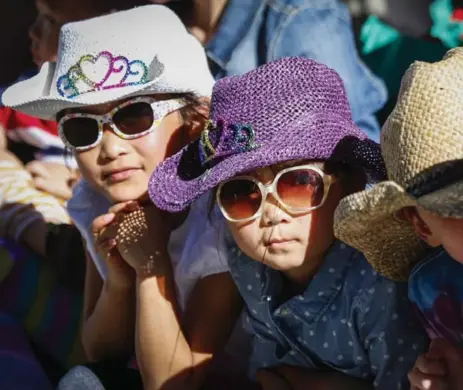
[398,207,441,247]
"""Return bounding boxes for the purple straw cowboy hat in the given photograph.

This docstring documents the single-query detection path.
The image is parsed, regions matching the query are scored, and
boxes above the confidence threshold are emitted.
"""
[149,57,386,212]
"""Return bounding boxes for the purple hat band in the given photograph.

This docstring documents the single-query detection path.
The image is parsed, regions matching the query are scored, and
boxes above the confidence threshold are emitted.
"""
[149,57,386,212]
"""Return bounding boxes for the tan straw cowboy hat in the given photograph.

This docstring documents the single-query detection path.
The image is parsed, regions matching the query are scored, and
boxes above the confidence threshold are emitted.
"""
[334,47,463,281]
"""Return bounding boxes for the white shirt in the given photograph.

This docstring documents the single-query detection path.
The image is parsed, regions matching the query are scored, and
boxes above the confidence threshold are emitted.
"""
[67,179,230,310]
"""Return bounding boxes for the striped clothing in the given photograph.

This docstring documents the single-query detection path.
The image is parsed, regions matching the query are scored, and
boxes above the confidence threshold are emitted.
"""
[0,160,70,241]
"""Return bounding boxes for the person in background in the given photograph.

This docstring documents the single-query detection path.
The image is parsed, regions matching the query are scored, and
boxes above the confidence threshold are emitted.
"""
[155,0,387,142]
[335,48,463,390]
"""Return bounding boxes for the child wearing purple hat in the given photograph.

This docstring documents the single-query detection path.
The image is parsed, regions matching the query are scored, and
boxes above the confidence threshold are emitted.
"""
[149,57,429,390]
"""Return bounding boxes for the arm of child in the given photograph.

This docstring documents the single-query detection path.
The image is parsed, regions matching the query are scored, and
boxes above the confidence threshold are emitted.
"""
[356,278,429,390]
[136,269,243,390]
[25,160,78,201]
[81,219,137,362]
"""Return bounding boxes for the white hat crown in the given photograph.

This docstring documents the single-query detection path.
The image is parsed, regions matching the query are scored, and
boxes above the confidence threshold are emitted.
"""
[3,5,214,119]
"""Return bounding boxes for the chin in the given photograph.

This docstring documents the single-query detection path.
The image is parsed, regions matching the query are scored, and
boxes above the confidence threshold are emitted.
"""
[106,185,148,203]
[259,251,305,271]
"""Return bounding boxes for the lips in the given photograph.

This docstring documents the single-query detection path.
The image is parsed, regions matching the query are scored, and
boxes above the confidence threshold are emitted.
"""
[103,167,141,183]
[265,237,297,246]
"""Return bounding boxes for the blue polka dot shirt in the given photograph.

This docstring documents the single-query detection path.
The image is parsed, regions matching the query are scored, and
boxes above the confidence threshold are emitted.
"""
[227,240,429,389]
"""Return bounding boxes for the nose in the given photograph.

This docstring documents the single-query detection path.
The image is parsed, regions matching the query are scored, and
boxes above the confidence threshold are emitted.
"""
[98,125,129,161]
[260,194,290,227]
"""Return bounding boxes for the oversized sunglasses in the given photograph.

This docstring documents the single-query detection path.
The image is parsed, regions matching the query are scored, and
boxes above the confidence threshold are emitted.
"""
[58,97,185,151]
[217,165,335,222]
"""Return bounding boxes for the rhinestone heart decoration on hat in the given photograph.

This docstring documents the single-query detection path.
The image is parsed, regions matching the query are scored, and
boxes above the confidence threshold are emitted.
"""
[198,119,260,165]
[57,51,160,99]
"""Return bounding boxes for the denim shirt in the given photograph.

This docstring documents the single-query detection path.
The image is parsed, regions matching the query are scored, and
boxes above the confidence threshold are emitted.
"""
[206,0,388,141]
[409,248,463,345]
[227,240,428,389]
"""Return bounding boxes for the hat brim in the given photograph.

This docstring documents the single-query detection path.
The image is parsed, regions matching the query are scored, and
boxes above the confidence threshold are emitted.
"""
[419,181,463,218]
[334,180,463,281]
[2,62,206,120]
[149,114,381,213]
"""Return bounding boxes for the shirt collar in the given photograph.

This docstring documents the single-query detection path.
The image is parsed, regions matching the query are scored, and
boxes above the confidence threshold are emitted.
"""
[262,241,359,314]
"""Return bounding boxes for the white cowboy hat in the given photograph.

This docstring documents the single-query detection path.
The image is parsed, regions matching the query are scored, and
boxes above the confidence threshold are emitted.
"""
[2,4,214,120]
[334,48,463,281]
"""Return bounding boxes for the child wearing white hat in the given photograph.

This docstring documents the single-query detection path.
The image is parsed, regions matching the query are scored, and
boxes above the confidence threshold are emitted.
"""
[4,5,248,389]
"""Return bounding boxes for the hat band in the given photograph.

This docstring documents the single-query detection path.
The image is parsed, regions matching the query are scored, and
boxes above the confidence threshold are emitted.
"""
[406,160,463,198]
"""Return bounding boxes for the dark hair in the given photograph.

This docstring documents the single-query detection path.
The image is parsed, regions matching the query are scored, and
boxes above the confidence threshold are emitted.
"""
[165,0,195,24]
[45,0,151,15]
[324,160,367,196]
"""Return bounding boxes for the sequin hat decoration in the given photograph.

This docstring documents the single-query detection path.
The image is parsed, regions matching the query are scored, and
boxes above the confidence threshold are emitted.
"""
[198,119,259,165]
[57,51,152,99]
[1,5,215,120]
[149,57,386,213]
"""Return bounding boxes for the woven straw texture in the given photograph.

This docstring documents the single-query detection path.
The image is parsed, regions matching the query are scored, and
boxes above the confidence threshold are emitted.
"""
[149,57,386,212]
[335,47,463,281]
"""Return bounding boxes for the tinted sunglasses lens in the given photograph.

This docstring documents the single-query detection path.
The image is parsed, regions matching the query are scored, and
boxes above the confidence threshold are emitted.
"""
[113,102,154,136]
[219,179,262,220]
[62,117,99,149]
[277,169,325,209]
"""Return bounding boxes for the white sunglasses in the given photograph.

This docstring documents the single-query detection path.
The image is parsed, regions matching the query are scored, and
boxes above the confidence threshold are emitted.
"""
[58,97,185,152]
[217,164,335,223]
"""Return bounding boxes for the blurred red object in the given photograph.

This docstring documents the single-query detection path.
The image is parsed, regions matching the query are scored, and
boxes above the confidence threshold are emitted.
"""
[452,8,463,21]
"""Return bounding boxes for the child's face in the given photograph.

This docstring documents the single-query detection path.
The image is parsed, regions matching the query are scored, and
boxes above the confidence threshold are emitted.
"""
[416,207,463,263]
[29,0,103,66]
[68,96,188,203]
[225,162,345,276]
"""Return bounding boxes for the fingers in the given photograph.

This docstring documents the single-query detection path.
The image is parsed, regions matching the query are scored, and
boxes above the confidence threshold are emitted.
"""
[428,339,463,362]
[98,237,117,256]
[33,177,73,200]
[408,369,448,390]
[26,161,52,179]
[92,213,116,235]
[108,201,139,215]
[415,355,447,376]
[408,359,449,390]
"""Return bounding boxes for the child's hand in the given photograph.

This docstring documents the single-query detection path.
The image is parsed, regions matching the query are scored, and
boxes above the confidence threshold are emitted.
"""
[92,202,137,289]
[26,161,78,200]
[408,351,447,390]
[114,202,172,278]
[428,339,463,390]
[408,338,463,390]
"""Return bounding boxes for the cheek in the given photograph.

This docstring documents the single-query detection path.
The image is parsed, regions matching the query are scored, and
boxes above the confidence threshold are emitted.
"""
[440,220,463,262]
[131,132,166,174]
[135,115,185,172]
[228,221,261,252]
[75,150,101,184]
